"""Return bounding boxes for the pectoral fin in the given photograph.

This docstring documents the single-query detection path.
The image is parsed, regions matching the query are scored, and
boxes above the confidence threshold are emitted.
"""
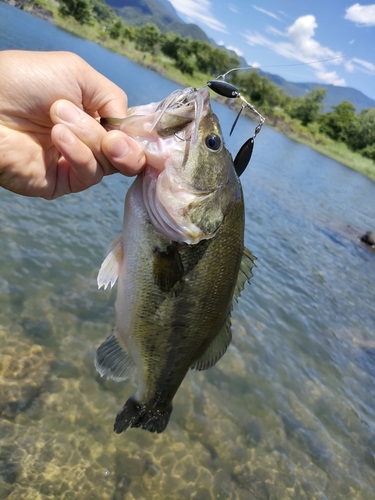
[97,235,123,290]
[153,245,184,295]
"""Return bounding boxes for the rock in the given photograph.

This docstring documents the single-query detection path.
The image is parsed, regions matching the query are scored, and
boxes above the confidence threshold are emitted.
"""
[361,231,375,248]
[3,0,54,22]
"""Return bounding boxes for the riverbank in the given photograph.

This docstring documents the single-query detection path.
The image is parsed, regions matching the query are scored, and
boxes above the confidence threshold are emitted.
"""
[4,0,54,21]
[4,0,375,182]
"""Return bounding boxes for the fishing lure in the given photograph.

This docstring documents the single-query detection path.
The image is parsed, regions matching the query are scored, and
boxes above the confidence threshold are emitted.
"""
[206,69,265,177]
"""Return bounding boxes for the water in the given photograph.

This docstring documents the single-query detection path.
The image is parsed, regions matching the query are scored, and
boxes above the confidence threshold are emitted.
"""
[1,3,375,499]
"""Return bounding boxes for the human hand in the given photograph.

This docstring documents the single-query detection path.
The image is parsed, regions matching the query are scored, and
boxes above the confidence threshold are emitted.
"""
[0,50,146,199]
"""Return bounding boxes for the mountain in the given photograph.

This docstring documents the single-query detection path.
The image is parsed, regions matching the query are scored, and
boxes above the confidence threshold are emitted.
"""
[104,0,375,113]
[104,0,211,43]
[258,70,375,113]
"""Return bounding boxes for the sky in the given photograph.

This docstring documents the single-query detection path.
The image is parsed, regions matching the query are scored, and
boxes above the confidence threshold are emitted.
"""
[168,0,375,101]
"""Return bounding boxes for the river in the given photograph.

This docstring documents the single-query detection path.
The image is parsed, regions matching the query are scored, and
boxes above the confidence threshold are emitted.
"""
[1,3,375,499]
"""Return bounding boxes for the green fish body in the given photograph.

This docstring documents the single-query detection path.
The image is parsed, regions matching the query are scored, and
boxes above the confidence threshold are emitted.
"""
[97,88,255,433]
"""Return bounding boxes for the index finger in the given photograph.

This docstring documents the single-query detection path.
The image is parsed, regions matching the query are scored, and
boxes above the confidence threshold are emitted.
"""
[74,59,128,119]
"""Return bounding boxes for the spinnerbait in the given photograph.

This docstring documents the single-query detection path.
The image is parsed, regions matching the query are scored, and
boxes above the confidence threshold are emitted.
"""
[206,71,265,177]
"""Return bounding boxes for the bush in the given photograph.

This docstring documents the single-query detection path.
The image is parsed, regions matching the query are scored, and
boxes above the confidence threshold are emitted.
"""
[361,145,375,162]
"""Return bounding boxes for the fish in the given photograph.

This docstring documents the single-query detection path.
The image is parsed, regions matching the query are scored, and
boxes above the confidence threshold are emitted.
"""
[96,87,255,434]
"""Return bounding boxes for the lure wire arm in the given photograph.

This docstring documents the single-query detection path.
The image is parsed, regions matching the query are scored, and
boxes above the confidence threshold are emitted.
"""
[205,68,266,176]
[206,76,265,138]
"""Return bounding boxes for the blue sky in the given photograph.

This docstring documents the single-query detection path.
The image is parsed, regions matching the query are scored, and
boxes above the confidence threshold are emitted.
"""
[168,0,375,101]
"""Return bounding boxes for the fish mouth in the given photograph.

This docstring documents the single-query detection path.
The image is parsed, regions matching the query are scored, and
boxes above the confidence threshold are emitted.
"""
[151,87,210,142]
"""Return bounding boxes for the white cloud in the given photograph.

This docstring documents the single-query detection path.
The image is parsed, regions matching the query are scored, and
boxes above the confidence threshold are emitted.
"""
[226,45,244,57]
[246,61,261,68]
[286,16,338,60]
[345,58,375,73]
[345,3,375,26]
[229,3,238,13]
[243,16,342,61]
[252,5,282,21]
[168,0,228,33]
[315,70,346,86]
[242,15,346,86]
[213,40,244,57]
[266,26,285,36]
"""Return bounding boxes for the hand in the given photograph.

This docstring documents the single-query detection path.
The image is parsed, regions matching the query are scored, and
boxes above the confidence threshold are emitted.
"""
[0,50,146,199]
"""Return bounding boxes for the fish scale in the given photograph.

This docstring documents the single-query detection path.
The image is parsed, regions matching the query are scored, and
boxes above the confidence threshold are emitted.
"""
[96,87,255,433]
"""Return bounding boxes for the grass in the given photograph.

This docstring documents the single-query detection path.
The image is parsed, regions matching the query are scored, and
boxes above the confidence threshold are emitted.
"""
[303,140,375,181]
[22,1,375,183]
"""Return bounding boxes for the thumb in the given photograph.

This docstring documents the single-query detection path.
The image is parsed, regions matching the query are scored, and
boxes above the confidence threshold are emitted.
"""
[101,130,146,176]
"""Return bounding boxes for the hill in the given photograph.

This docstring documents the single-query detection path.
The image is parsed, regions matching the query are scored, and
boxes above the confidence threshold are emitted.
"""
[103,0,374,113]
[104,0,210,43]
[258,70,375,113]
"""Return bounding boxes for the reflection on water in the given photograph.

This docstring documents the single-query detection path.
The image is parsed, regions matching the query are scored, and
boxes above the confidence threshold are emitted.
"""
[2,2,375,499]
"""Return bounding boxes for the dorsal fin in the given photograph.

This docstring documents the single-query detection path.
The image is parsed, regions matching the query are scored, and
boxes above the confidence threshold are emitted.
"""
[97,235,123,290]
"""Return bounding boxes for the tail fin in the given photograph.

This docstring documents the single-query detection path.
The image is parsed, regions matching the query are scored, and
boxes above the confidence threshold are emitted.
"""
[114,396,172,434]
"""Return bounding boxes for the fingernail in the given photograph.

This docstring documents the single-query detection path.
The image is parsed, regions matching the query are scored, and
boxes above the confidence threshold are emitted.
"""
[107,136,130,159]
[60,126,75,145]
[57,101,81,123]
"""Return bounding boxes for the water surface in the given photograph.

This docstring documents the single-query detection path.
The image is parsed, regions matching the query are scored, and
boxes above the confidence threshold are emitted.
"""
[1,3,375,499]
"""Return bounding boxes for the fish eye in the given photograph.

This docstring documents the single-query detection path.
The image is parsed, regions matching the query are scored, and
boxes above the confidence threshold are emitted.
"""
[205,134,222,152]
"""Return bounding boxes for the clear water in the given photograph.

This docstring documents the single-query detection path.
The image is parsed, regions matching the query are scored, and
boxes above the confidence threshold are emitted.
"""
[1,3,375,499]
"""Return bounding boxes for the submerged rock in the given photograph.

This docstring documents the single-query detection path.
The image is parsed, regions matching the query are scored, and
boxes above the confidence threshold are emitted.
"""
[0,331,55,419]
[361,231,375,248]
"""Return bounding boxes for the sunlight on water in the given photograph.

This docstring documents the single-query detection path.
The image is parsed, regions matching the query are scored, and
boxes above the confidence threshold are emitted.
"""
[1,3,375,499]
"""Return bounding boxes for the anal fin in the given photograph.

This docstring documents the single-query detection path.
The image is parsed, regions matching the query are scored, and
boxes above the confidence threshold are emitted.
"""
[95,332,135,382]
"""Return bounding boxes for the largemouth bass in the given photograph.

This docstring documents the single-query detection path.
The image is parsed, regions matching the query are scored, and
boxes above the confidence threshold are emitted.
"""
[97,87,255,434]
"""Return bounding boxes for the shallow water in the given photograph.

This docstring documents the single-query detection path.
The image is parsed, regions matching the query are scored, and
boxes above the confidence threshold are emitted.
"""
[1,3,375,499]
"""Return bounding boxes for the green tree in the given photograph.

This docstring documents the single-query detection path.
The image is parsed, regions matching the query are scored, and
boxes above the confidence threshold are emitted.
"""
[108,19,123,40]
[135,24,162,54]
[288,88,327,126]
[346,107,375,159]
[90,0,116,23]
[123,26,136,42]
[161,32,184,60]
[230,70,290,111]
[161,33,195,75]
[59,0,93,24]
[319,101,356,141]
[189,40,212,73]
